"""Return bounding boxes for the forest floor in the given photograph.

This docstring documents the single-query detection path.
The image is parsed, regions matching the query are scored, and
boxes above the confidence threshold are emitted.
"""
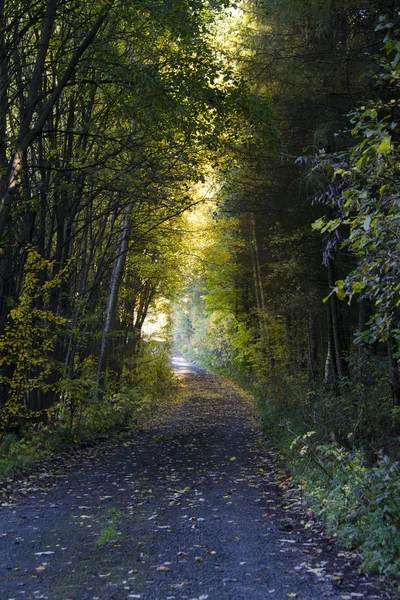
[0,356,397,600]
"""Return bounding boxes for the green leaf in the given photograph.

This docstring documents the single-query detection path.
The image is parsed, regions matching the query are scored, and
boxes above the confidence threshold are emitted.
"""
[392,53,400,68]
[376,135,392,154]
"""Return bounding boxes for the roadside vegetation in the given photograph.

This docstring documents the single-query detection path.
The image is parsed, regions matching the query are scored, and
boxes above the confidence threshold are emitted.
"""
[0,336,177,477]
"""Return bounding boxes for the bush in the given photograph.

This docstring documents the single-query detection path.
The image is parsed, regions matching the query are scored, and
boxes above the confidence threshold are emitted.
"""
[308,448,400,577]
[0,339,179,479]
[256,363,400,578]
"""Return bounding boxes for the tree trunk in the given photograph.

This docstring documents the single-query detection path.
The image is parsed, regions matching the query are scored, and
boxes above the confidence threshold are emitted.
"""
[308,313,318,385]
[249,213,273,369]
[0,0,8,169]
[0,2,113,239]
[324,303,338,388]
[328,260,347,380]
[388,333,400,407]
[97,204,131,393]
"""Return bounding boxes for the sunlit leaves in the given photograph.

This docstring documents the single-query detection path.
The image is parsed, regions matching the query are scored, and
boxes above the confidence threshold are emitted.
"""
[0,249,69,431]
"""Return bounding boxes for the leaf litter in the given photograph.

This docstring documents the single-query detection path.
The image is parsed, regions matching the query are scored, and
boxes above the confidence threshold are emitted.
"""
[0,359,397,599]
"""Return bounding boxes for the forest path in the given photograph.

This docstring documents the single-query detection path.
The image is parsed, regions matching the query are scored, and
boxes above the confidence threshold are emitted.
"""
[0,357,392,600]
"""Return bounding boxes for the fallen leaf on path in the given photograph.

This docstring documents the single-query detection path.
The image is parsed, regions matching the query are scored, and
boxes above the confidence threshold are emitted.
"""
[306,566,325,577]
[171,581,191,589]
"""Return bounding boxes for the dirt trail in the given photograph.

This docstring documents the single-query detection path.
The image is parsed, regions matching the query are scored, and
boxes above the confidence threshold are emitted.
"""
[0,357,394,600]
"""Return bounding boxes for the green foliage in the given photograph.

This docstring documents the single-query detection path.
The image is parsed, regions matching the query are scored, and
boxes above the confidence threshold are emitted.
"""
[57,356,98,430]
[57,339,178,434]
[0,433,44,477]
[256,360,400,577]
[169,4,400,582]
[0,338,179,478]
[310,449,400,578]
[119,339,179,410]
[1,0,261,432]
[312,21,400,344]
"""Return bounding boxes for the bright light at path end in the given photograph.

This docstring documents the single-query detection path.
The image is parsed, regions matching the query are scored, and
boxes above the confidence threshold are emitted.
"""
[171,355,195,373]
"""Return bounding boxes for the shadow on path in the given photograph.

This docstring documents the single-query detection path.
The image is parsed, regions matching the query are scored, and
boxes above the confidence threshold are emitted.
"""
[0,356,394,600]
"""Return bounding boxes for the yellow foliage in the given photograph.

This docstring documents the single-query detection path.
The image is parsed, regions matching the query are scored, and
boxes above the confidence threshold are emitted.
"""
[0,248,69,432]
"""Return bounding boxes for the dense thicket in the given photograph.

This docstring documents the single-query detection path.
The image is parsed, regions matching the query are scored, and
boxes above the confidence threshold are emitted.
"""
[178,0,400,401]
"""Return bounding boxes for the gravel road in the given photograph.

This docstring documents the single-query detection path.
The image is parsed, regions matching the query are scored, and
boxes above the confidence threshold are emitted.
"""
[0,356,395,600]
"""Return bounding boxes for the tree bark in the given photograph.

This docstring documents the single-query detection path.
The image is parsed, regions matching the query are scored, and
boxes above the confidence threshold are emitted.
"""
[308,313,318,385]
[0,0,8,168]
[328,260,347,380]
[324,302,338,388]
[249,213,274,369]
[388,332,400,407]
[0,2,114,240]
[97,203,131,392]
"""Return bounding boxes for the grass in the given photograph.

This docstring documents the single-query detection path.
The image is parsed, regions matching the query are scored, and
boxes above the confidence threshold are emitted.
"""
[96,508,124,547]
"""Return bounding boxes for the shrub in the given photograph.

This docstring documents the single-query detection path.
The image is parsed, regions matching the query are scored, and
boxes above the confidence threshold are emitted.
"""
[256,364,400,578]
[309,448,400,577]
[0,339,179,479]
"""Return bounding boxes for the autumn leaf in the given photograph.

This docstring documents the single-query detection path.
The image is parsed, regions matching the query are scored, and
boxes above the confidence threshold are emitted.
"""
[156,565,170,572]
[36,565,46,572]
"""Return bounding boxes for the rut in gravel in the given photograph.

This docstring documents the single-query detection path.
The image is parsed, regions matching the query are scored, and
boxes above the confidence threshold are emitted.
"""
[0,356,394,600]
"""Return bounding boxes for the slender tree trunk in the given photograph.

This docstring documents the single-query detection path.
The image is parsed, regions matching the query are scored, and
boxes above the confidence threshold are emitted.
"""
[249,218,262,316]
[21,0,58,139]
[0,0,8,168]
[116,279,157,372]
[324,303,337,387]
[328,260,346,380]
[388,332,400,407]
[308,313,318,385]
[97,203,131,393]
[249,214,274,369]
[0,0,10,333]
[286,312,292,370]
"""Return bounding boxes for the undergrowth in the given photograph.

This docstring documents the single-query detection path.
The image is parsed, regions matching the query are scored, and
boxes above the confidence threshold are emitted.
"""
[256,359,400,581]
[0,340,178,479]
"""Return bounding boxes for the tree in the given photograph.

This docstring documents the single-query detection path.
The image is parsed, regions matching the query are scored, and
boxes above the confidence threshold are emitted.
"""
[0,0,115,240]
[312,16,400,403]
[0,0,259,419]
